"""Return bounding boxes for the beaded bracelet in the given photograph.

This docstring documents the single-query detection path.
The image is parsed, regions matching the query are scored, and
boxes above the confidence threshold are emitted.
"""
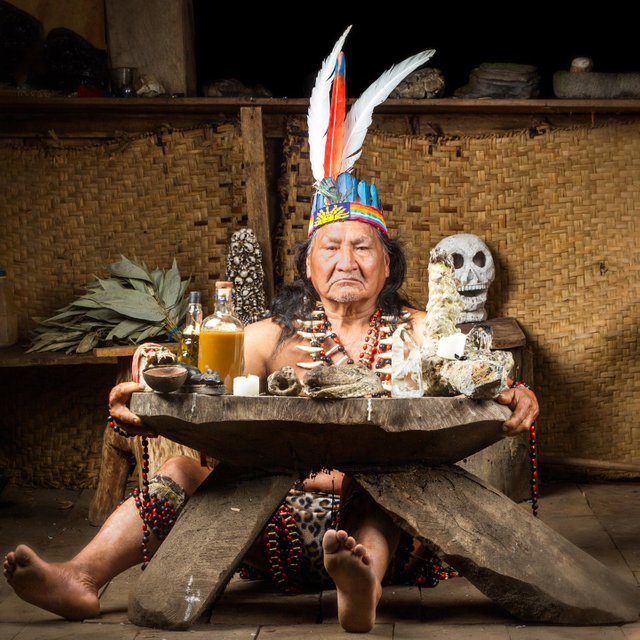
[510,382,538,517]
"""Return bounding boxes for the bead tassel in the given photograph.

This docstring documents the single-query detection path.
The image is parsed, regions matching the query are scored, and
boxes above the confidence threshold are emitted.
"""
[109,416,176,569]
[511,382,539,518]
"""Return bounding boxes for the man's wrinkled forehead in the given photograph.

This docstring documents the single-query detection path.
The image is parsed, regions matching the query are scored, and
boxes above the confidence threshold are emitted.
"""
[312,220,383,247]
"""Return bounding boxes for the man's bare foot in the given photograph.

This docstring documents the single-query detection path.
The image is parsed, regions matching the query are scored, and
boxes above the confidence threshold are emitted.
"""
[323,529,381,633]
[3,544,100,620]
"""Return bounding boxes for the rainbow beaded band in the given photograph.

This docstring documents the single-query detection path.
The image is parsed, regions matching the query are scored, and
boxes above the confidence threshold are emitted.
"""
[308,201,388,236]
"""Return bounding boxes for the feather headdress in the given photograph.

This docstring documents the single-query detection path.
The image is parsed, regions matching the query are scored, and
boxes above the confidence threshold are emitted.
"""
[307,27,435,236]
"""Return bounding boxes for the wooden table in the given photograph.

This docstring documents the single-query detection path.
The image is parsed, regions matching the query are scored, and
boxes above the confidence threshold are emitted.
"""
[127,393,639,630]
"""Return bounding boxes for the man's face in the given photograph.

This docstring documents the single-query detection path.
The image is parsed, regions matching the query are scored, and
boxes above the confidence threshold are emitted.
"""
[306,221,390,305]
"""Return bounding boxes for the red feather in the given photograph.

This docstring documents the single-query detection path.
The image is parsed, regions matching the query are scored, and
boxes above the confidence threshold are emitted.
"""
[324,52,346,180]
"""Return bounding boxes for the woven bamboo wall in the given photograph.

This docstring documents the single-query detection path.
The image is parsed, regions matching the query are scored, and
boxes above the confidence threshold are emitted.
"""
[278,118,640,464]
[0,124,246,488]
[0,123,246,338]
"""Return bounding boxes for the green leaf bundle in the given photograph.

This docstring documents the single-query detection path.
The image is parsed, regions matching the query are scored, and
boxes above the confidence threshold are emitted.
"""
[28,256,190,354]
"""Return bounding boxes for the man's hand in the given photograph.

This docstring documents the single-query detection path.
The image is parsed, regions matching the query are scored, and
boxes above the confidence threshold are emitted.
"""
[495,385,539,436]
[108,382,157,437]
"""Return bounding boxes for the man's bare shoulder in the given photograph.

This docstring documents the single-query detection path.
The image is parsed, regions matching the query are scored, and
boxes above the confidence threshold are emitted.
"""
[404,306,426,327]
[245,317,282,347]
[403,307,426,346]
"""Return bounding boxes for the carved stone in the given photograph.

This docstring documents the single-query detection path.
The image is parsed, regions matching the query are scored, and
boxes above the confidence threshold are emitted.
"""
[267,366,302,396]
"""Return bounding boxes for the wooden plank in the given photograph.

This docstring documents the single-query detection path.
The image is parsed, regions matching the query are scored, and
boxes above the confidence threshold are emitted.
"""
[105,0,196,96]
[93,343,178,358]
[130,394,511,472]
[353,465,640,624]
[240,107,274,303]
[0,344,117,367]
[2,97,640,139]
[458,317,527,349]
[128,465,297,629]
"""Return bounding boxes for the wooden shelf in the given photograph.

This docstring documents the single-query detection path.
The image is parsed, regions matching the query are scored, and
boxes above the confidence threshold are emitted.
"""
[0,342,179,367]
[0,344,118,367]
[2,97,640,138]
[3,96,640,115]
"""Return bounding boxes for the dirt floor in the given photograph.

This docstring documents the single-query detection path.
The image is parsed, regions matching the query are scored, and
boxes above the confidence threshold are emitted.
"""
[0,481,639,639]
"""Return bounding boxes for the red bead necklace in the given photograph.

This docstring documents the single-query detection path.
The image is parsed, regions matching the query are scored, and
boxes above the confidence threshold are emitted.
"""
[304,306,394,383]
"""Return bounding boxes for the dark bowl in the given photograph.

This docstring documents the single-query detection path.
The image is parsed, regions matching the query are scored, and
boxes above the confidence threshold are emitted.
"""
[142,366,188,393]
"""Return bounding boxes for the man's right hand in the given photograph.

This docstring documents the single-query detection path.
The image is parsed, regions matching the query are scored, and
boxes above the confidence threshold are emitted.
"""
[108,382,156,437]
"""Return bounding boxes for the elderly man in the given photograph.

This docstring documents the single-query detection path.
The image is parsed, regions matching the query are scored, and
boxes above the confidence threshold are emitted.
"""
[3,207,538,632]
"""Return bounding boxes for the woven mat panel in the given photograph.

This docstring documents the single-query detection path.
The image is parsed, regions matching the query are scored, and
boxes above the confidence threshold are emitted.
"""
[279,118,640,463]
[0,124,247,337]
[0,365,116,488]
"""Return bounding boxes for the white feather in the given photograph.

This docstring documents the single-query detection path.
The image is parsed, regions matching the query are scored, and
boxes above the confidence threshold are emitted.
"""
[340,49,435,174]
[307,25,352,182]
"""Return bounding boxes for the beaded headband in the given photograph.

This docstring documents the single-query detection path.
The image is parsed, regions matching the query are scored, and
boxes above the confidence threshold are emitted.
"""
[306,26,434,236]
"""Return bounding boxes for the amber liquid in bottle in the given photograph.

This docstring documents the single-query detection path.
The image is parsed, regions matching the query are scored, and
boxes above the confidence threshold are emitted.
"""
[197,281,244,393]
[198,330,244,388]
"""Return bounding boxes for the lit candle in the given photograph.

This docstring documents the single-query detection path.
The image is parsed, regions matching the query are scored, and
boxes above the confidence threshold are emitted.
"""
[233,374,260,396]
[437,332,467,360]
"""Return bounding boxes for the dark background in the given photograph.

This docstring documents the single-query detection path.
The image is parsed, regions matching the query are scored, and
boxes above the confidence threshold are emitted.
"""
[193,5,637,98]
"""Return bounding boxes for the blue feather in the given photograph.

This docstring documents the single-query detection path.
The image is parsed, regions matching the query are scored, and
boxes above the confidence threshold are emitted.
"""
[357,180,369,205]
[370,183,378,208]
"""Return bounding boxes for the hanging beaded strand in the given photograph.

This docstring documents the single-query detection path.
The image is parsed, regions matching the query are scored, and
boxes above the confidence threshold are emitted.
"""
[510,382,539,518]
[108,416,177,569]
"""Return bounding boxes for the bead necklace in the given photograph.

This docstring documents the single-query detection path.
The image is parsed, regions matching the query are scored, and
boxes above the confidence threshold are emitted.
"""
[295,303,407,390]
[108,417,176,569]
[510,381,539,517]
[265,503,303,593]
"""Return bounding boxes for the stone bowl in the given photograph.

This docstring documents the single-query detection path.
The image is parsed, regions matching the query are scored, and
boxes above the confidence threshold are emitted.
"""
[142,366,188,393]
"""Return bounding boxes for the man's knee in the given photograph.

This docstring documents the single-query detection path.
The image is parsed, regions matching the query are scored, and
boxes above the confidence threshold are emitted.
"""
[156,455,210,495]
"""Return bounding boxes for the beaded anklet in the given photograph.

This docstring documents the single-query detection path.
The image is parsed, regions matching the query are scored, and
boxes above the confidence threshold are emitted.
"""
[510,382,539,517]
[108,416,176,569]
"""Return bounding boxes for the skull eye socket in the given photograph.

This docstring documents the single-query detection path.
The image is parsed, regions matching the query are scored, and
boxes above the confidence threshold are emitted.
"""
[473,251,486,268]
[452,253,464,269]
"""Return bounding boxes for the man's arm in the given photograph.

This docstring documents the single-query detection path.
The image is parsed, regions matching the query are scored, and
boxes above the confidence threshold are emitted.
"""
[243,318,282,391]
[409,307,538,435]
[496,383,539,436]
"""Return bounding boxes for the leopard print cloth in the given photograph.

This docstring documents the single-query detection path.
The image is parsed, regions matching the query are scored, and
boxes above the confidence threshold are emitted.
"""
[284,489,340,586]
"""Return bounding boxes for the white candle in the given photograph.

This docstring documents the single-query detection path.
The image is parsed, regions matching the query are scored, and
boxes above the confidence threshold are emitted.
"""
[436,332,467,360]
[233,374,260,396]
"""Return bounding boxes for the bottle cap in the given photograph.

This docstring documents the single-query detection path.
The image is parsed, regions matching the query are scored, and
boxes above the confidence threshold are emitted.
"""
[215,281,233,288]
[189,291,201,303]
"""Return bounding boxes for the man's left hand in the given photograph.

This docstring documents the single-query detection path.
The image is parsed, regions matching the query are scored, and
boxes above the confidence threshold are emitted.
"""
[495,385,539,436]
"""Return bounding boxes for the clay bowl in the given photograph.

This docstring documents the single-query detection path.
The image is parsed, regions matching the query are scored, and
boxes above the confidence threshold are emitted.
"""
[142,366,188,393]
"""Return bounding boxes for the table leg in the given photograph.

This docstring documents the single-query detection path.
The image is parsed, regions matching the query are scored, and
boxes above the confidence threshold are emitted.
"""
[128,465,297,630]
[353,464,640,624]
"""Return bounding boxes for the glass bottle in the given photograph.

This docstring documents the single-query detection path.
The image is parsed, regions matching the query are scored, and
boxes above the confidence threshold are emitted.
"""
[197,281,244,392]
[177,291,203,367]
[391,326,424,398]
[0,269,18,347]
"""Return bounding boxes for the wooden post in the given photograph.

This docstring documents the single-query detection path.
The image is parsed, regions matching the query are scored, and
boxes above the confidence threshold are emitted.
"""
[353,465,640,624]
[129,466,297,629]
[105,0,196,96]
[240,106,274,303]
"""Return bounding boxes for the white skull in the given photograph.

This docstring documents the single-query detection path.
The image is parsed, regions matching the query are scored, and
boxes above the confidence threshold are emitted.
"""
[434,234,495,323]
